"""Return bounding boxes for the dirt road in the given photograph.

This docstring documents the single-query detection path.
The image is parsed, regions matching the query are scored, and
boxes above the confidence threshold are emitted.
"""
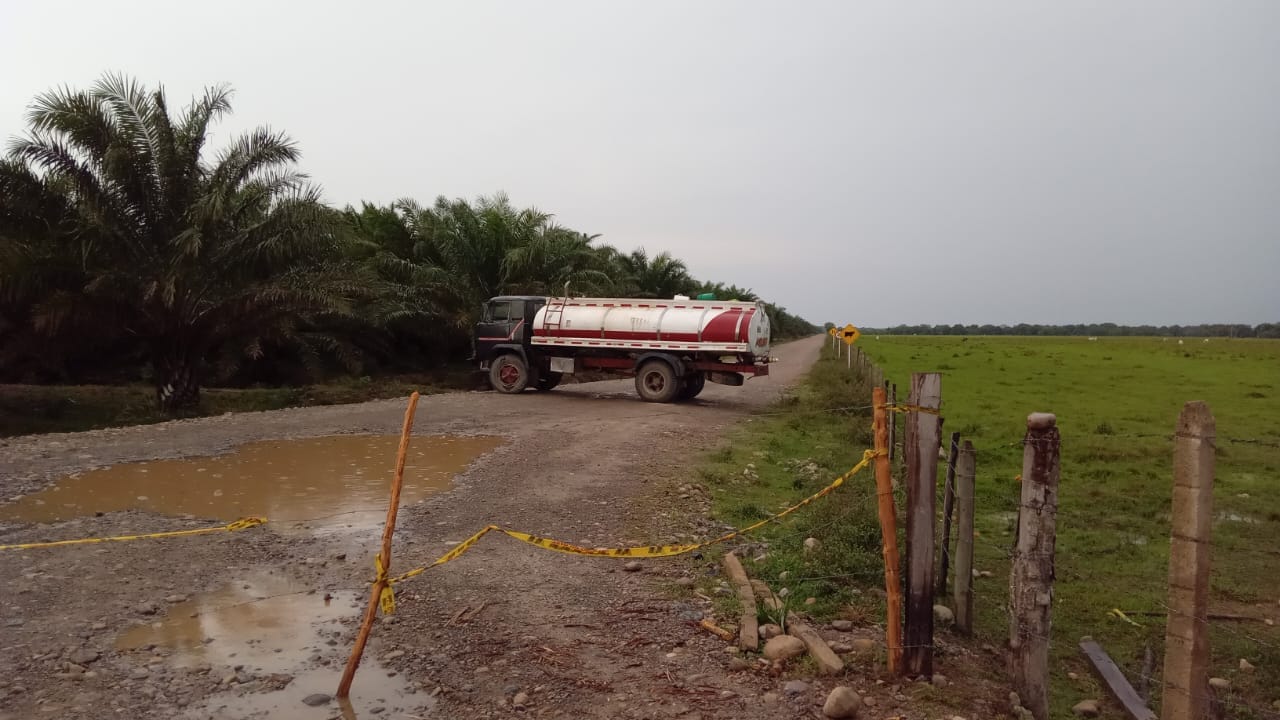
[0,335,839,720]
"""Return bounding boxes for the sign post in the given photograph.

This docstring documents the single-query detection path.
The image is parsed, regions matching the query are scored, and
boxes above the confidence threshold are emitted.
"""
[841,324,860,369]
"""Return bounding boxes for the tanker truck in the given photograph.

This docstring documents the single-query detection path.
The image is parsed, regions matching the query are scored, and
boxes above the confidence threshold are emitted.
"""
[473,295,771,402]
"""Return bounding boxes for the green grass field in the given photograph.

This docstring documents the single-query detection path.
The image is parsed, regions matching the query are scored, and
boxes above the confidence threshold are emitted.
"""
[696,335,1280,718]
[861,335,1280,717]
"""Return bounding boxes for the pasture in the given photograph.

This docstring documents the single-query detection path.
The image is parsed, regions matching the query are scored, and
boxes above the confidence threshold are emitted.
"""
[863,335,1280,716]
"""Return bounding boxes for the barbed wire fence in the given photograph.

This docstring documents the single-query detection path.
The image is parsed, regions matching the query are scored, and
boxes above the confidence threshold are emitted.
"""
[845,342,1280,720]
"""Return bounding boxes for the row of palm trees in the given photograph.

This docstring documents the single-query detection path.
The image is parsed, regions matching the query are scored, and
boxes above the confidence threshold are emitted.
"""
[0,75,816,411]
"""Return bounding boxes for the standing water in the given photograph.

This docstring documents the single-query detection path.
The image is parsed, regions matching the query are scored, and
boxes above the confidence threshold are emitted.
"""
[0,434,502,530]
[116,572,424,719]
[0,433,502,717]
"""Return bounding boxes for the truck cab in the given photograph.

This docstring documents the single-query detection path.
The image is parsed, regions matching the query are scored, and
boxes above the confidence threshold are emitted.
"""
[473,295,545,364]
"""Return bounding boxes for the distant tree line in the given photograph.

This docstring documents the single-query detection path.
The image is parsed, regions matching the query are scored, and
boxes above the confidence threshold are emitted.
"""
[849,323,1280,338]
[0,75,816,410]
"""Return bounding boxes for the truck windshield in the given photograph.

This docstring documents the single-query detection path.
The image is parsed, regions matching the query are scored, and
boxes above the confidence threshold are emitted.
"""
[483,300,524,323]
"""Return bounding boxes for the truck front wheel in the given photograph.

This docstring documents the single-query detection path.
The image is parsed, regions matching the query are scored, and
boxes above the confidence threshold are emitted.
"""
[635,360,681,403]
[489,354,530,394]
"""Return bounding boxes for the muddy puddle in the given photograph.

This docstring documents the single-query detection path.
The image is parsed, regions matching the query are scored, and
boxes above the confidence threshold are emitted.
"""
[117,571,429,719]
[1,434,501,530]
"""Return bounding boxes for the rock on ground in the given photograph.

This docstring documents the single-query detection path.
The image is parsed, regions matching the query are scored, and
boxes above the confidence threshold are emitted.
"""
[1071,699,1100,717]
[762,635,806,662]
[933,604,954,625]
[783,679,809,697]
[851,638,877,653]
[822,686,861,718]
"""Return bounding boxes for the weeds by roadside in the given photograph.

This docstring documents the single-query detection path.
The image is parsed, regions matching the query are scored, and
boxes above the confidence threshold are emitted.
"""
[0,368,477,437]
[693,344,885,621]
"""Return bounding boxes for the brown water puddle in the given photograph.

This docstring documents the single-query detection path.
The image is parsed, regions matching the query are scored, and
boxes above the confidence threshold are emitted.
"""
[117,571,430,718]
[1,434,501,530]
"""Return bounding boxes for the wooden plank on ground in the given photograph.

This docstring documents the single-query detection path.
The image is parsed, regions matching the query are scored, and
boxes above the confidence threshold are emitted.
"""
[1079,638,1157,720]
[786,614,845,675]
[722,552,759,651]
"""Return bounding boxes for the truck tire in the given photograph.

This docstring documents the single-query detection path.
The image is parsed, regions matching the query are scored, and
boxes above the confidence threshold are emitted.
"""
[635,360,681,403]
[489,354,530,394]
[536,372,563,391]
[677,373,706,401]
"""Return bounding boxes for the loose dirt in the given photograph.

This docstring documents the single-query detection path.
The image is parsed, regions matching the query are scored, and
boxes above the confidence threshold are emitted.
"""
[0,336,971,720]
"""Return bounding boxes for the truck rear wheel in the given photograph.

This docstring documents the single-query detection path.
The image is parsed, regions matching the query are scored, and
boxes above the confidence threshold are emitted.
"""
[635,360,681,403]
[489,354,530,394]
[677,373,706,401]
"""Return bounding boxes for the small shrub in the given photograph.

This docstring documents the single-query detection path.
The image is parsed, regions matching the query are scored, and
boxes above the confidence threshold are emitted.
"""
[1094,421,1115,435]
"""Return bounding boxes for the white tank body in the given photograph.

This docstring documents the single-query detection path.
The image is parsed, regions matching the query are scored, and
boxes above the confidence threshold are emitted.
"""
[531,297,771,358]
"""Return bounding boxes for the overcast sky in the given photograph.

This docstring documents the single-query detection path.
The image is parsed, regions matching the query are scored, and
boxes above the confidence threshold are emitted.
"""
[2,1,1277,326]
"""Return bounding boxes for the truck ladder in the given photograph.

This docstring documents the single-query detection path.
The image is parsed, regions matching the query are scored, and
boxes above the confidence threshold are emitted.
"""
[542,297,567,333]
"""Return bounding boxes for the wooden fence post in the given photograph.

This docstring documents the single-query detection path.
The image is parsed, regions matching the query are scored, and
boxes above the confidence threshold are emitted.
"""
[889,383,898,462]
[1009,413,1060,720]
[953,441,976,635]
[904,372,942,677]
[871,387,904,675]
[937,431,962,596]
[1161,402,1215,720]
[337,392,420,698]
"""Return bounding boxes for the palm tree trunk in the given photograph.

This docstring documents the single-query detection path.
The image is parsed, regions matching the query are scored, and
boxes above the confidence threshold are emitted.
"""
[153,353,201,412]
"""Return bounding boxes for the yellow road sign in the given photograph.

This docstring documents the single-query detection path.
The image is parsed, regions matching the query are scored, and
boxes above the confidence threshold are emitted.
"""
[841,324,861,345]
[828,327,838,336]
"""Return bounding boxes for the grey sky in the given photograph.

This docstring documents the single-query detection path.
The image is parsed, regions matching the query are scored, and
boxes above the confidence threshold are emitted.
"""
[3,1,1277,326]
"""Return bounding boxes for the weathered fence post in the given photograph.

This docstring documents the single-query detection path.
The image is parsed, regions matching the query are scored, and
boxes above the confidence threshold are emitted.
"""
[937,431,962,596]
[1009,413,1060,720]
[904,372,942,677]
[953,441,976,635]
[1161,402,1215,720]
[871,387,904,675]
[889,383,898,462]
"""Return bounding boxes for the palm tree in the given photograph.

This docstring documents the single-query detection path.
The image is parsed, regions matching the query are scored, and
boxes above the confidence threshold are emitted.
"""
[0,74,353,411]
[613,248,695,299]
[396,194,545,310]
[504,227,613,296]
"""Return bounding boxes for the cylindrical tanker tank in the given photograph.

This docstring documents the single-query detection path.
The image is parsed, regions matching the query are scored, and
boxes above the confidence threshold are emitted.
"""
[531,298,771,357]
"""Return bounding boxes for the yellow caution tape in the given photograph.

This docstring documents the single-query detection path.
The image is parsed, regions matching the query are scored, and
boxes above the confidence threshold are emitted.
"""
[375,554,396,615]
[1108,608,1142,627]
[384,449,884,588]
[0,516,267,551]
[878,403,942,416]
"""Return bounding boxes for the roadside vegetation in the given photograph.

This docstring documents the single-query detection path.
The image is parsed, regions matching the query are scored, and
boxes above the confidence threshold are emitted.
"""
[0,74,815,433]
[696,336,1280,718]
[694,344,888,628]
